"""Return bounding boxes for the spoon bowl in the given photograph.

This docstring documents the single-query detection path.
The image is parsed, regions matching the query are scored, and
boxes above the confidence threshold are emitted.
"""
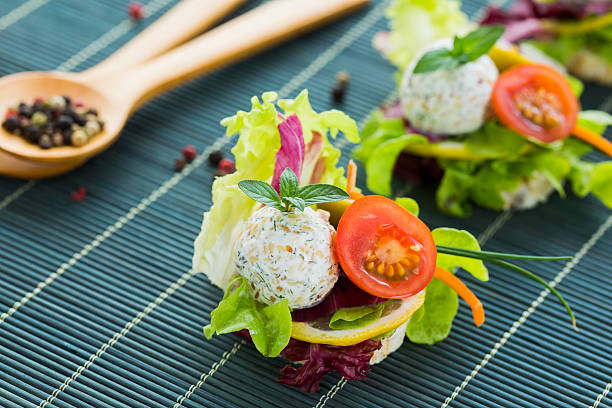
[0,72,128,163]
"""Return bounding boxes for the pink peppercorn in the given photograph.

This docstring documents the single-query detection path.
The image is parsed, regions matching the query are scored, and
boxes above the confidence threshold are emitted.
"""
[181,145,197,162]
[71,186,87,202]
[128,2,145,21]
[218,158,235,173]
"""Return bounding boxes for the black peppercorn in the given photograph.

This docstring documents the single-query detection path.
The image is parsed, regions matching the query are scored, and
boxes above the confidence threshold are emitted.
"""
[86,108,98,116]
[25,125,42,143]
[208,150,224,166]
[75,115,86,126]
[2,115,19,132]
[62,128,73,145]
[174,158,186,171]
[56,115,73,130]
[63,96,71,106]
[18,103,32,118]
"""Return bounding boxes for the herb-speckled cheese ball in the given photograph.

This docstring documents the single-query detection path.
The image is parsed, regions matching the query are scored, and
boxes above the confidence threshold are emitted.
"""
[400,38,499,135]
[234,206,339,309]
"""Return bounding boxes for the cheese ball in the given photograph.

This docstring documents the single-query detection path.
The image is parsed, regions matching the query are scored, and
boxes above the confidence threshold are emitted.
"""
[234,206,338,309]
[400,38,499,135]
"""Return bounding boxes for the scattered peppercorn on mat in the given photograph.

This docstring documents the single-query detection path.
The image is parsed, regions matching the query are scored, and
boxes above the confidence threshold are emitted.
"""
[1,0,611,407]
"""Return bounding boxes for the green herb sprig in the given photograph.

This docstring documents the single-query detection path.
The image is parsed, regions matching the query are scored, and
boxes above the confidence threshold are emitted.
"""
[413,25,505,74]
[238,168,349,212]
[437,245,577,330]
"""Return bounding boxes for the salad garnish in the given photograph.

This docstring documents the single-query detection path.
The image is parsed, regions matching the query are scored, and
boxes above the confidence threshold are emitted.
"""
[194,90,576,393]
[238,167,349,212]
[360,0,612,216]
[414,25,505,74]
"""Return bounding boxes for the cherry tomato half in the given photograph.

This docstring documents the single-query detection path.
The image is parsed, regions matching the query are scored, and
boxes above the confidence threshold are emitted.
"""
[335,195,437,298]
[492,64,579,144]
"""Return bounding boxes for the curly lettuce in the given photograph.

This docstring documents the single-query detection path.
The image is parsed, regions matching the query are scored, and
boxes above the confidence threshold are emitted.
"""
[193,90,358,289]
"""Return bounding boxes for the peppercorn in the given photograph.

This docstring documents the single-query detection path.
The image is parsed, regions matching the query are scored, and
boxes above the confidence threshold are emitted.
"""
[52,132,64,147]
[331,70,350,104]
[38,134,52,149]
[62,96,71,106]
[208,150,223,166]
[32,101,43,112]
[2,115,19,132]
[18,103,32,118]
[74,114,86,127]
[49,95,66,111]
[98,120,105,131]
[218,158,235,173]
[71,129,87,146]
[62,128,73,145]
[55,114,72,130]
[86,108,98,116]
[30,111,47,126]
[24,125,41,143]
[128,1,145,21]
[181,145,197,162]
[174,157,186,171]
[84,120,100,138]
[71,186,87,202]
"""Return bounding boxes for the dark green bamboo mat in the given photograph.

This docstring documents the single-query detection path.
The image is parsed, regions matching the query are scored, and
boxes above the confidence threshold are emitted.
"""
[0,0,611,407]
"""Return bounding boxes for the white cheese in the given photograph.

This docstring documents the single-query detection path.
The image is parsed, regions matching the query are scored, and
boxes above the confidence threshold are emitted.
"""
[234,206,339,309]
[400,38,498,135]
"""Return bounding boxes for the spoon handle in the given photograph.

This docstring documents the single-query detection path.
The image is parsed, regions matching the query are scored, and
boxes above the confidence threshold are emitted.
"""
[81,0,246,81]
[106,0,370,109]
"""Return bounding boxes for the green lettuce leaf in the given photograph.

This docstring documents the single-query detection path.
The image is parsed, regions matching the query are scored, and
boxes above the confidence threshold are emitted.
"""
[530,25,612,66]
[329,302,387,330]
[365,134,428,196]
[395,197,420,217]
[204,276,292,357]
[578,110,612,135]
[193,90,358,289]
[463,121,528,157]
[586,162,612,207]
[405,278,458,344]
[386,0,472,72]
[432,227,488,281]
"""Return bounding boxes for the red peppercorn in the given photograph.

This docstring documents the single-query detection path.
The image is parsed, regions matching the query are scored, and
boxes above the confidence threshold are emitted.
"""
[218,158,235,173]
[34,96,44,104]
[128,2,144,21]
[74,99,84,108]
[181,145,197,162]
[71,186,87,202]
[4,110,16,120]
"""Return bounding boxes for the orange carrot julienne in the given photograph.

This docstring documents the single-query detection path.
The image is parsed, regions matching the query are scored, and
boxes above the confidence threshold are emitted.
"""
[573,125,612,159]
[434,266,485,327]
[346,160,364,200]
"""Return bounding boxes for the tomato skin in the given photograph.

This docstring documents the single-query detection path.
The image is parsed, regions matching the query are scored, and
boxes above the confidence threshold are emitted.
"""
[336,195,437,299]
[492,64,579,144]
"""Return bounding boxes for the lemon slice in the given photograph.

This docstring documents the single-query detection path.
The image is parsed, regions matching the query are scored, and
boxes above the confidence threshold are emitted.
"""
[291,290,425,346]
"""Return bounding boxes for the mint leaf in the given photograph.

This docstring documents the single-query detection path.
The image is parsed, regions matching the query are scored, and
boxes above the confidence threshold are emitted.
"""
[461,25,505,61]
[413,48,458,74]
[413,26,504,75]
[279,168,299,198]
[298,184,349,206]
[283,196,306,212]
[238,180,283,209]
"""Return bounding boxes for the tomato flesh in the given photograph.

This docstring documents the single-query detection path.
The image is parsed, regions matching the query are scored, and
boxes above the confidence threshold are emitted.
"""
[492,64,578,144]
[336,195,436,299]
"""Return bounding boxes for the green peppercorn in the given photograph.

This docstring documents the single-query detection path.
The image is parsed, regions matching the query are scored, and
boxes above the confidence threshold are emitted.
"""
[71,129,87,146]
[84,120,100,138]
[30,111,47,126]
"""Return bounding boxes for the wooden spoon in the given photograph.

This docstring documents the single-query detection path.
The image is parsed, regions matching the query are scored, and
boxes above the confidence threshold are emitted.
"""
[0,0,370,178]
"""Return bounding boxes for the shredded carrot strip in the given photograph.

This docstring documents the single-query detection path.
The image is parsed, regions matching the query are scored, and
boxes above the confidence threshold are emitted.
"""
[434,266,485,327]
[346,160,364,200]
[573,125,612,160]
